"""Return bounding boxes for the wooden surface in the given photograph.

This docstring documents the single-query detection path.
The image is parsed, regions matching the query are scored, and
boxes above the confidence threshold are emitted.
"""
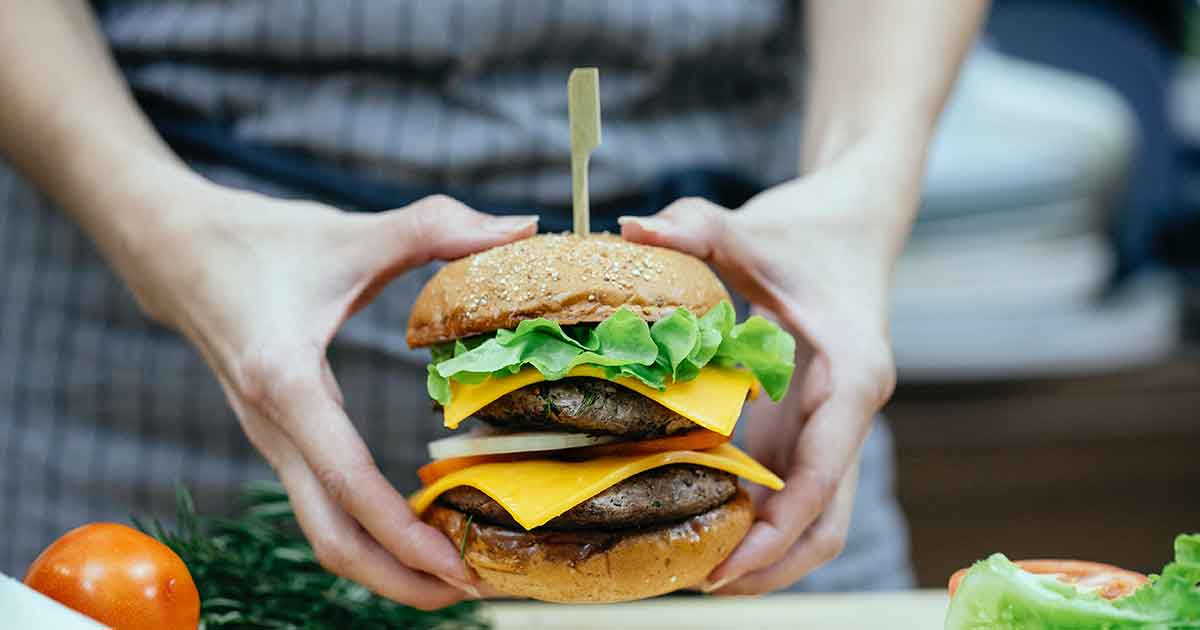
[888,357,1200,586]
[484,591,949,630]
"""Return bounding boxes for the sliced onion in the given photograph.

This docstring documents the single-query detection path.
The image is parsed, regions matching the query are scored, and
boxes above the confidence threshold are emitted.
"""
[427,431,617,460]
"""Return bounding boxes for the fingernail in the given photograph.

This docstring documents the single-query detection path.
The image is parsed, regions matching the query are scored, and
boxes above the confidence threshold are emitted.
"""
[617,216,668,233]
[443,577,482,599]
[701,575,737,594]
[486,215,539,234]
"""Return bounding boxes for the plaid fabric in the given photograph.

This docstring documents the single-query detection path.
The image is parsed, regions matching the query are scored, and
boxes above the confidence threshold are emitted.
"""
[101,0,803,208]
[0,0,913,590]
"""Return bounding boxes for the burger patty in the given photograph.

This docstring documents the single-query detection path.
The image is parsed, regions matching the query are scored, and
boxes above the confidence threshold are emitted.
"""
[437,465,737,531]
[475,377,695,437]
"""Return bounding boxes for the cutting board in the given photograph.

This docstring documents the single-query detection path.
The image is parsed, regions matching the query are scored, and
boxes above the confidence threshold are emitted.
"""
[484,590,949,630]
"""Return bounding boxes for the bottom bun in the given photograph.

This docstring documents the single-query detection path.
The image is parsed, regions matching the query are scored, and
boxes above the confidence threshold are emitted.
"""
[423,489,753,603]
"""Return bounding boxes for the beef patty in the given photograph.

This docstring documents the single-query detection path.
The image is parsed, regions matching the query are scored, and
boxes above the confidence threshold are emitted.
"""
[437,465,737,531]
[475,377,696,437]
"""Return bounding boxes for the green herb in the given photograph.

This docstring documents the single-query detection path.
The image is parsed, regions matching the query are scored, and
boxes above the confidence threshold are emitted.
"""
[579,387,596,410]
[135,482,488,630]
[426,300,795,404]
[459,514,474,561]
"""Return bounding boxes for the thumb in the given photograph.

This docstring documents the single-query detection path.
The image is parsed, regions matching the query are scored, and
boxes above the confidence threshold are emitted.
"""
[355,195,538,273]
[340,195,536,317]
[617,197,731,260]
[620,198,785,312]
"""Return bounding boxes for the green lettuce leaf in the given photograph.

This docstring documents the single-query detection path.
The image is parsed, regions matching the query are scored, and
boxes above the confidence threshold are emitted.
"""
[650,307,700,379]
[425,300,796,405]
[945,534,1200,630]
[713,315,796,402]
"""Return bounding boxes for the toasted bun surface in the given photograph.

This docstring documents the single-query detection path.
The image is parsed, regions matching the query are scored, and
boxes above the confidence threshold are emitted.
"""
[423,489,752,603]
[407,233,730,347]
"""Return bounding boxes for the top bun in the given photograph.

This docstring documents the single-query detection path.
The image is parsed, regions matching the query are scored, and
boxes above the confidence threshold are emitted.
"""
[406,233,730,347]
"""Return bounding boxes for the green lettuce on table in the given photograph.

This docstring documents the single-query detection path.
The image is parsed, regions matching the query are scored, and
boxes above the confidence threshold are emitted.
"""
[946,534,1200,630]
[426,300,796,405]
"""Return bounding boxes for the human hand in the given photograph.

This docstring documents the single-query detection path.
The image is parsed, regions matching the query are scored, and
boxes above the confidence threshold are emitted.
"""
[113,178,536,609]
[620,151,916,595]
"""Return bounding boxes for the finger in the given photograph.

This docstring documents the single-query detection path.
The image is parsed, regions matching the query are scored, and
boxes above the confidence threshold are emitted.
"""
[705,392,874,587]
[353,195,538,274]
[320,359,345,408]
[340,197,537,318]
[275,450,475,609]
[618,198,730,260]
[221,359,473,608]
[476,583,506,599]
[713,463,860,596]
[241,353,475,587]
[618,200,788,314]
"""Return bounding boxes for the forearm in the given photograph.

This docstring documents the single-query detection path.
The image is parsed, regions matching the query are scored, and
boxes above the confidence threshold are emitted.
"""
[803,0,987,169]
[0,1,202,263]
[799,0,987,253]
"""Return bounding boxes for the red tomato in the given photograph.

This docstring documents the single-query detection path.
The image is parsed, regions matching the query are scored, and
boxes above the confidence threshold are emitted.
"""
[566,429,730,458]
[24,523,200,630]
[418,452,529,485]
[949,559,1148,601]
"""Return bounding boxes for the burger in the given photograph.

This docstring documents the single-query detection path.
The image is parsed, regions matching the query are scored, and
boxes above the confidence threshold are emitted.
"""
[406,233,795,603]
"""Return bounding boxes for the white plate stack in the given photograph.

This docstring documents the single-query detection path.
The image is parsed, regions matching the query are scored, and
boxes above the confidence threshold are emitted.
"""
[891,49,1182,382]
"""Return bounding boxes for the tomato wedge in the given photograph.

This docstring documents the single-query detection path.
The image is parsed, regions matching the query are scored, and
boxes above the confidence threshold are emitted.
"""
[418,453,526,485]
[417,429,731,485]
[564,429,730,458]
[949,559,1148,601]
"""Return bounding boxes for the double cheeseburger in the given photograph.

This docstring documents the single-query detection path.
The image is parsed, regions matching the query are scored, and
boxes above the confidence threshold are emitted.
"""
[406,234,794,603]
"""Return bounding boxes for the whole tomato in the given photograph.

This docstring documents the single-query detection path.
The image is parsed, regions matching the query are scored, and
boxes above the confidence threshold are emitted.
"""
[24,523,200,630]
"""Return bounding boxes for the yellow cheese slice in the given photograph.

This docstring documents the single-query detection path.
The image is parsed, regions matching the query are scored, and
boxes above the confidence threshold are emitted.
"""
[442,365,760,437]
[410,443,784,530]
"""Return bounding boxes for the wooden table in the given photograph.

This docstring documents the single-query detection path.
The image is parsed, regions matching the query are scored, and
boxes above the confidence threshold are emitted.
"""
[888,358,1200,585]
[484,590,949,629]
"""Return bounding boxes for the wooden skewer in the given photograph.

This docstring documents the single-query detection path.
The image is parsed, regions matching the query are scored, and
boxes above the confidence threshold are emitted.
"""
[568,68,601,237]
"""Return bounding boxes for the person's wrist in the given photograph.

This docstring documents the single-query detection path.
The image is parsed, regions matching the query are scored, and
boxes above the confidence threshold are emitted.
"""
[67,150,228,299]
[57,140,204,237]
[805,118,931,258]
[119,165,214,245]
[802,97,937,170]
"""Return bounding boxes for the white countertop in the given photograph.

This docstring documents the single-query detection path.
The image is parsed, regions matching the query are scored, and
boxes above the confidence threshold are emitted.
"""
[484,590,949,630]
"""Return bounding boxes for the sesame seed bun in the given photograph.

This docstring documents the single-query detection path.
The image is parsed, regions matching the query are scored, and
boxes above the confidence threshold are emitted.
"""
[406,233,730,347]
[423,490,753,603]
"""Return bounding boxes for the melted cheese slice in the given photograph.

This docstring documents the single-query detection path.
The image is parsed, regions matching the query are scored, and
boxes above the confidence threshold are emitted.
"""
[443,365,760,437]
[410,443,784,530]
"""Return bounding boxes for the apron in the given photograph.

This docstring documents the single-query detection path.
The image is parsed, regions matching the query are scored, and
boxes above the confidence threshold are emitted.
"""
[0,0,912,590]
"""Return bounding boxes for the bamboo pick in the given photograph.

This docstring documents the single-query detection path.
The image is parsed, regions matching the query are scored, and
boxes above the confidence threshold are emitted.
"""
[568,68,601,237]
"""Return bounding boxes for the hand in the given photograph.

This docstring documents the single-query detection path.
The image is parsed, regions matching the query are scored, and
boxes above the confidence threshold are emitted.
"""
[114,178,537,609]
[620,152,913,595]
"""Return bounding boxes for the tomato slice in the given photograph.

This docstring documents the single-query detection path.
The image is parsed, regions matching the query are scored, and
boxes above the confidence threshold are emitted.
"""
[949,559,1148,601]
[563,429,730,458]
[417,429,731,484]
[418,452,527,485]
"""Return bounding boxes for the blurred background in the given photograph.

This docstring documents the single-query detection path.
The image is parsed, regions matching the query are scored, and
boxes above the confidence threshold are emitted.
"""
[888,0,1200,586]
